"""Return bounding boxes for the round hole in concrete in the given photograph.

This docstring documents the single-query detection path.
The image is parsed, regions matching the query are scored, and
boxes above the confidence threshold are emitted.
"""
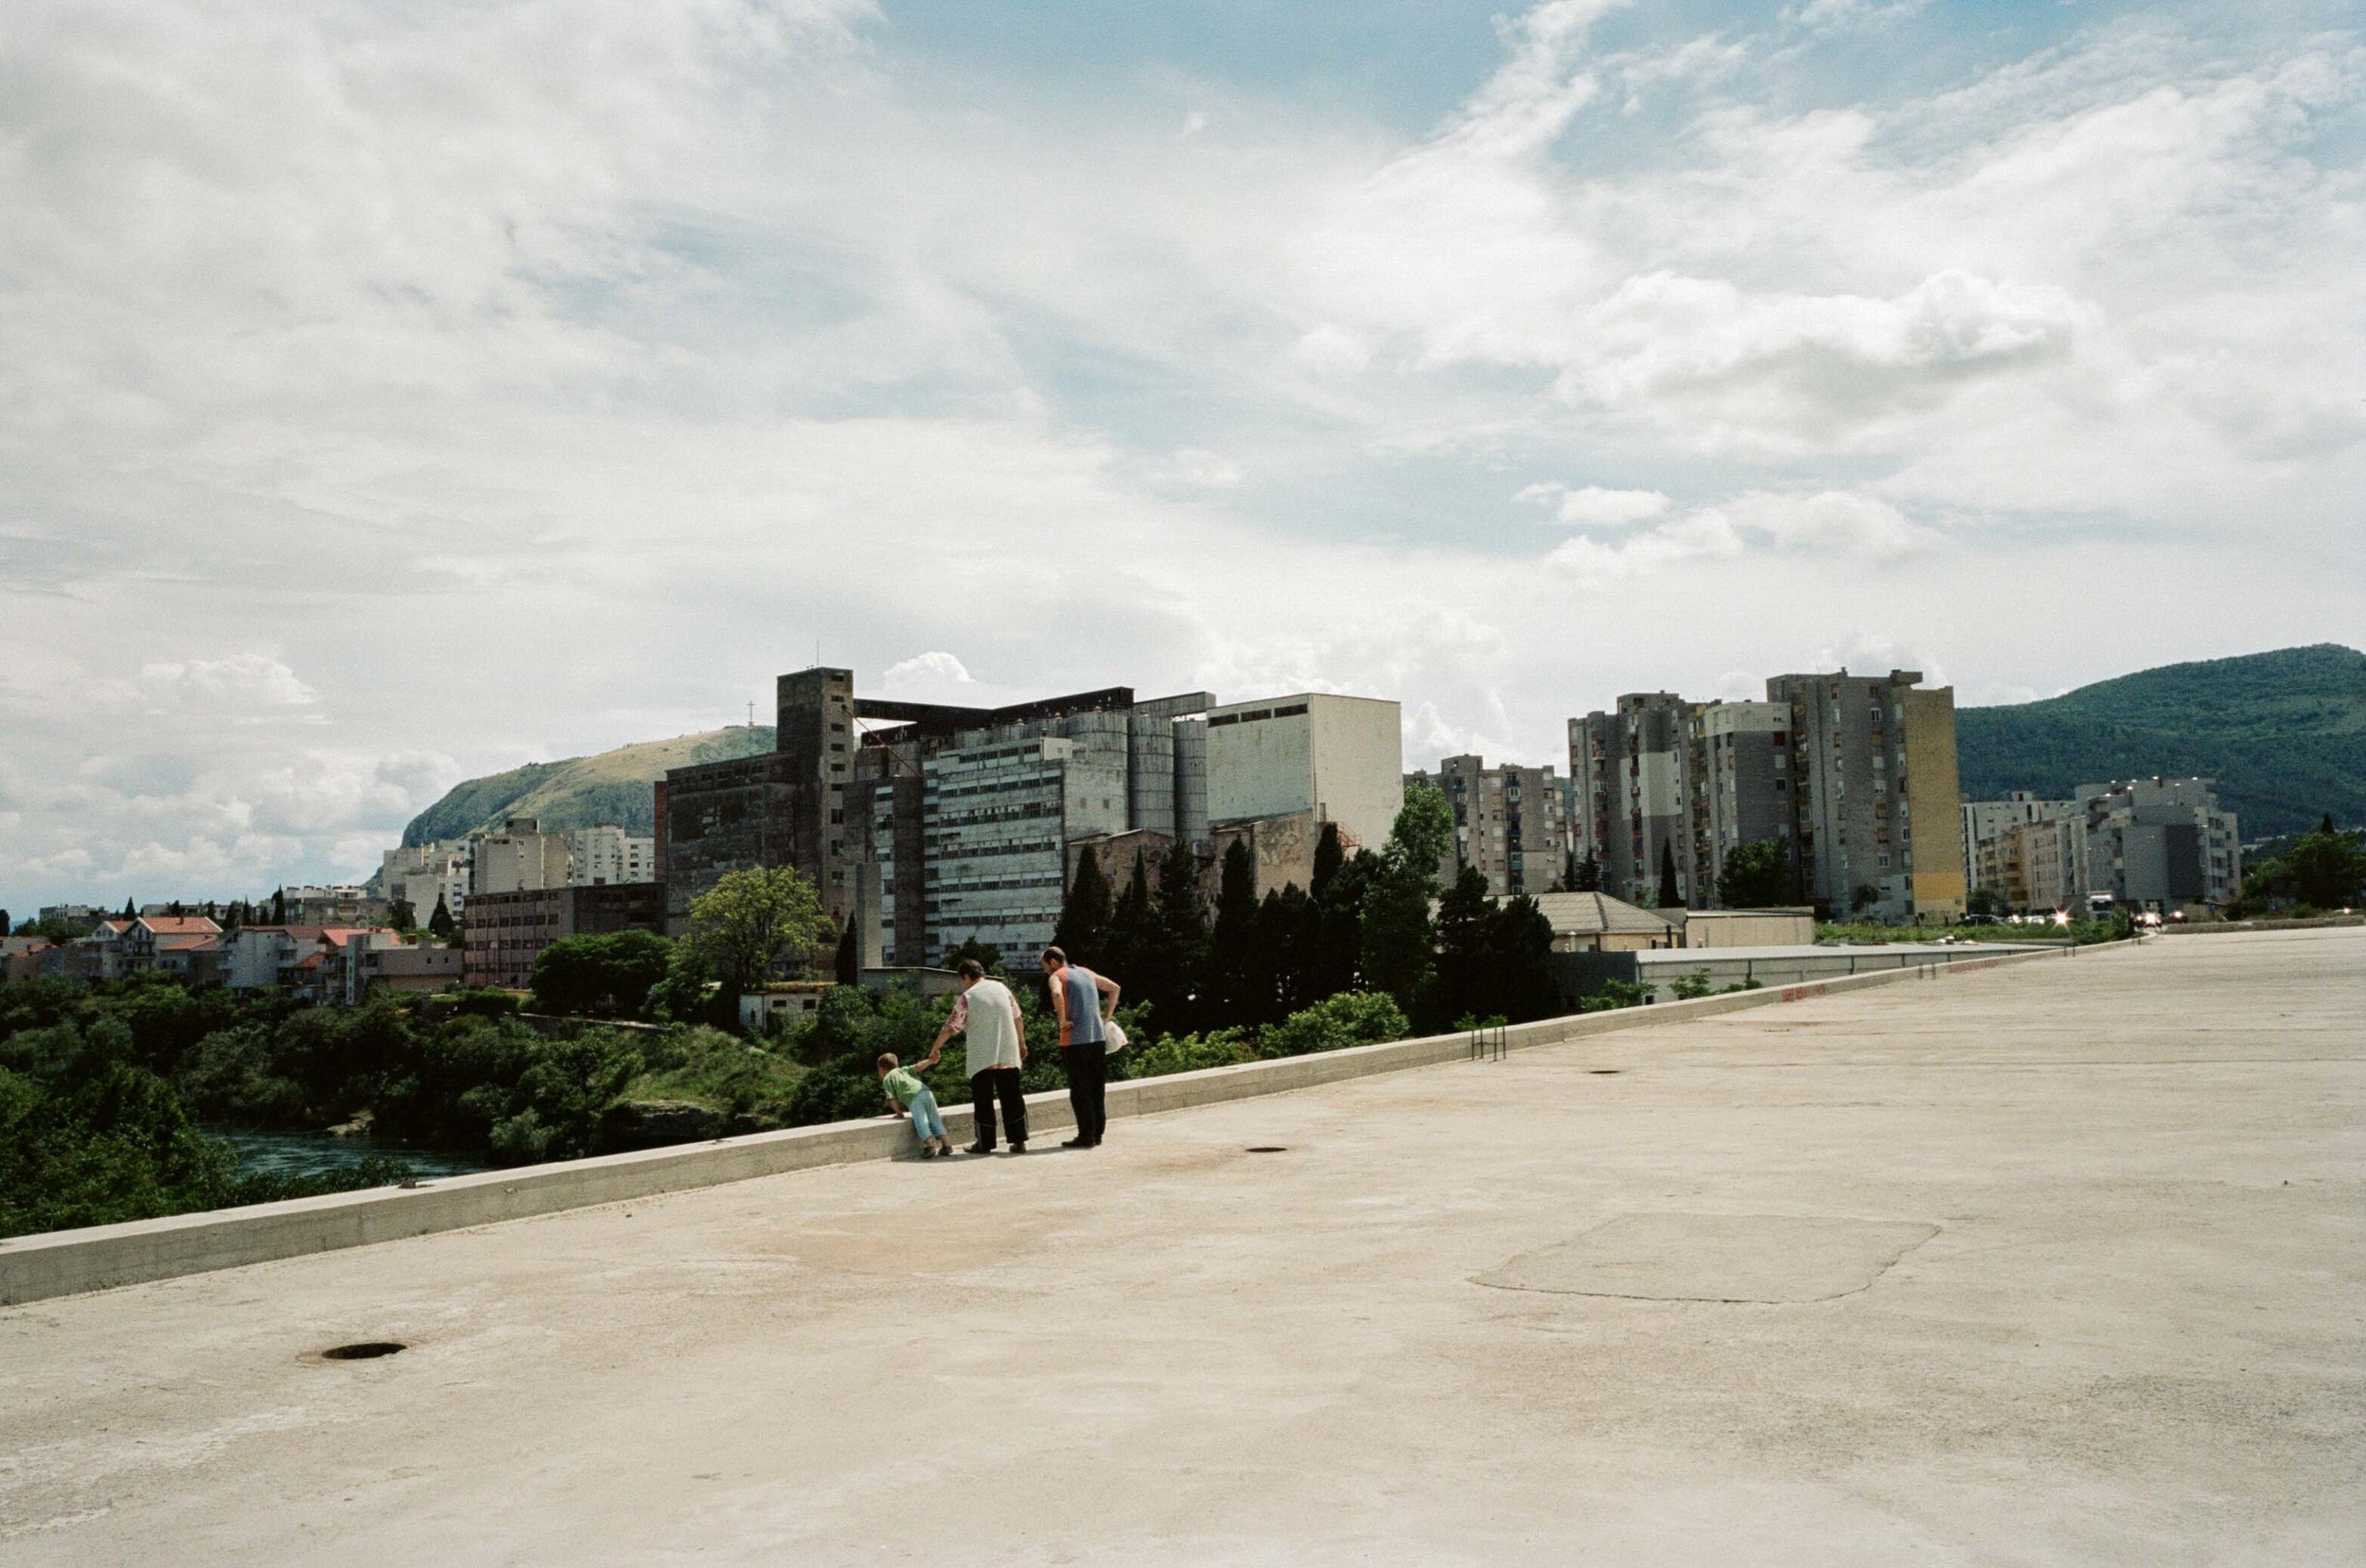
[1245,1146,1288,1154]
[319,1342,407,1361]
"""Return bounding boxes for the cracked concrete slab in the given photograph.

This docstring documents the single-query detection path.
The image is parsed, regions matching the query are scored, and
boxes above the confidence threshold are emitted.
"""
[1476,1213,1939,1302]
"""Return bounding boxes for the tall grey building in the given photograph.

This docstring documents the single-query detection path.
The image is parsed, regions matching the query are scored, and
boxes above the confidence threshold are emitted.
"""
[1408,754,1573,897]
[1961,791,2074,909]
[1569,693,1692,907]
[1686,700,1795,906]
[2077,778,2240,914]
[1765,669,1966,924]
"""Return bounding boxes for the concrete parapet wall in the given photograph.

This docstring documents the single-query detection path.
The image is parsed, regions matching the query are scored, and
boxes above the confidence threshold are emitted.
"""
[2163,915,2363,935]
[0,942,2111,1307]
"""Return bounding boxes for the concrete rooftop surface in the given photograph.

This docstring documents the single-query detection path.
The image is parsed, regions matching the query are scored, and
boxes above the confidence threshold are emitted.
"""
[3,927,2360,1566]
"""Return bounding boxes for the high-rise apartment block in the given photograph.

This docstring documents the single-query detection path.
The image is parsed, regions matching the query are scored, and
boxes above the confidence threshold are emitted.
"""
[564,825,656,887]
[380,844,471,923]
[1960,792,2075,909]
[2076,778,2239,914]
[1686,700,1795,906]
[470,818,574,896]
[1569,693,1692,907]
[1407,754,1572,897]
[1563,669,1963,921]
[1765,669,1966,924]
[662,669,1404,968]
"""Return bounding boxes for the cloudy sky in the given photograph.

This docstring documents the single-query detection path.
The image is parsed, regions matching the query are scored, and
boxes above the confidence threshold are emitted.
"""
[2,0,2361,911]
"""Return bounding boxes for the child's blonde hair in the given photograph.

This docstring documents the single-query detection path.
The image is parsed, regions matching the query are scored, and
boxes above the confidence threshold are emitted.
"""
[875,1052,899,1073]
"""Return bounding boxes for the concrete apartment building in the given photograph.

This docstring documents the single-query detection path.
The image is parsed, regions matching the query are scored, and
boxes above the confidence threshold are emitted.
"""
[1961,792,2074,908]
[898,733,1132,964]
[2077,778,2240,915]
[663,667,1403,968]
[1407,754,1571,897]
[657,667,864,939]
[1686,700,1795,906]
[471,819,574,897]
[380,844,471,924]
[565,825,655,888]
[1569,693,1694,907]
[2014,814,2089,912]
[1204,694,1404,859]
[463,882,666,990]
[1764,669,1966,924]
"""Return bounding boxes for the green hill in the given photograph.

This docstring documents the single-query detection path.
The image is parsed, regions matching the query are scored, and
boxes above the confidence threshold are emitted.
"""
[402,727,776,846]
[1957,644,2366,838]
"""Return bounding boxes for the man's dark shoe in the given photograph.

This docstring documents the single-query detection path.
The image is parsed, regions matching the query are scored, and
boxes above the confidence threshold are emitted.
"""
[1061,1136,1091,1149]
[965,1141,994,1155]
[1007,1142,1026,1154]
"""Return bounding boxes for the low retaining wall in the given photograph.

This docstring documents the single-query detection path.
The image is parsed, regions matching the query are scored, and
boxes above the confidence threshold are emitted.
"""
[2162,914,2362,935]
[0,941,2111,1307]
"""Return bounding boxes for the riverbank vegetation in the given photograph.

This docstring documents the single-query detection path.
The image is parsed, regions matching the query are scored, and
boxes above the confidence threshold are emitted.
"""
[0,786,1570,1239]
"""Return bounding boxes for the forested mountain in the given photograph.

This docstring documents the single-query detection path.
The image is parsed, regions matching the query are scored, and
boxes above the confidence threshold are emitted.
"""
[400,727,775,846]
[1956,644,2366,838]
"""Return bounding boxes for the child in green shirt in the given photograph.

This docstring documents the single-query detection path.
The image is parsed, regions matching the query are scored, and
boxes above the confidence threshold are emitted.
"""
[877,1052,951,1158]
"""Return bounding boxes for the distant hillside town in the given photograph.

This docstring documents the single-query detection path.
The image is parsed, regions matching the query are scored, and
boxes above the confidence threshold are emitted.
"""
[5,656,2266,998]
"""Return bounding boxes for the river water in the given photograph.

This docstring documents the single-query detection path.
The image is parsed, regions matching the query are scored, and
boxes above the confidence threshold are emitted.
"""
[212,1129,488,1182]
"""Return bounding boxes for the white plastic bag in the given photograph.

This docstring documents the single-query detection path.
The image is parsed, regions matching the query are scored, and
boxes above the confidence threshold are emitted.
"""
[1103,1017,1128,1055]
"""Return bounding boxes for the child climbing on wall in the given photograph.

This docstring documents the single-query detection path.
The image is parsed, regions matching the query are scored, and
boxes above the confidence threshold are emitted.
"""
[877,1052,951,1159]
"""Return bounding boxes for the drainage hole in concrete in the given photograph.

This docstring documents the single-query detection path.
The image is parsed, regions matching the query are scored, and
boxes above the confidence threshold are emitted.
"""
[1589,1069,1623,1075]
[320,1342,408,1361]
[1245,1146,1289,1154]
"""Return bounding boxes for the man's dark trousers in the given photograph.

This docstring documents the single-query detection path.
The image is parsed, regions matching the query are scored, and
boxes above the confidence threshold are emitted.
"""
[1061,1044,1108,1144]
[970,1067,1027,1150]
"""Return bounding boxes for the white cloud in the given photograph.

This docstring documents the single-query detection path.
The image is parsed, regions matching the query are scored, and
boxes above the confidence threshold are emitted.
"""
[882,651,978,696]
[1545,489,1939,587]
[1567,269,2084,447]
[136,655,318,713]
[1517,483,1671,526]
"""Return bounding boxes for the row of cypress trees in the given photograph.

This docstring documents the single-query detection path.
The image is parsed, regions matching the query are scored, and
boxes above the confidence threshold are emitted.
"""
[1044,784,1562,1038]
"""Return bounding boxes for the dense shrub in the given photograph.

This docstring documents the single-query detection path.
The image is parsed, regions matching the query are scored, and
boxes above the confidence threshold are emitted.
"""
[1258,992,1408,1059]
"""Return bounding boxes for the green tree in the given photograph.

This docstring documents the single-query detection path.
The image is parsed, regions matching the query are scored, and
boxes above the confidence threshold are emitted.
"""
[1140,842,1210,1030]
[1715,837,1792,908]
[1254,883,1318,1017]
[267,889,285,925]
[683,865,831,1001]
[1100,857,1159,1009]
[529,929,673,1018]
[942,935,1005,975]
[427,895,455,940]
[1208,838,1260,1022]
[2284,821,2364,908]
[387,897,416,931]
[1310,848,1371,1001]
[1055,844,1112,966]
[1488,894,1560,1022]
[1966,885,2005,918]
[1571,852,1601,891]
[1426,865,1494,1032]
[1310,821,1345,901]
[1360,784,1453,1013]
[1657,840,1681,907]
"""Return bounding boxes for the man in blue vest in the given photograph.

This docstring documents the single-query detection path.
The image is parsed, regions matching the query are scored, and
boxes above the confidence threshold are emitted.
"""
[1041,945,1121,1149]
